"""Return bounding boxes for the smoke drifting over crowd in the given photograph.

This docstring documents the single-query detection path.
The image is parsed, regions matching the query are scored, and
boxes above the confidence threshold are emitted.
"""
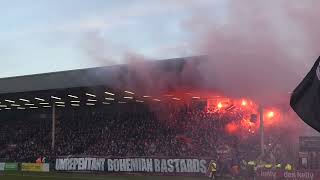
[183,0,319,104]
[85,0,319,104]
[83,0,320,135]
[189,0,320,136]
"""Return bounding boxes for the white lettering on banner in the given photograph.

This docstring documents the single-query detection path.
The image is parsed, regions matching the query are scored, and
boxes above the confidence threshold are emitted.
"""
[107,158,153,172]
[141,159,147,171]
[174,159,180,172]
[161,159,167,172]
[56,157,209,174]
[106,158,207,173]
[0,163,5,171]
[180,159,187,172]
[167,159,174,172]
[193,159,200,172]
[55,158,105,171]
[187,159,193,172]
[200,160,207,173]
[154,159,160,172]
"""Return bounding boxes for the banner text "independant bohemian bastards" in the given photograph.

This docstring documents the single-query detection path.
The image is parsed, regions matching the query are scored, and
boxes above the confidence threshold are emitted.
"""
[55,158,208,174]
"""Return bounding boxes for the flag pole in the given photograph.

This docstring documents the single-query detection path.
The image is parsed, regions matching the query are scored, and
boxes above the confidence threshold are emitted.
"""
[51,104,56,151]
[259,105,265,156]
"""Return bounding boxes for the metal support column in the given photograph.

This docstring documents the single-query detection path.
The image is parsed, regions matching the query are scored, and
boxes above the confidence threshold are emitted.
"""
[259,105,265,156]
[51,104,56,151]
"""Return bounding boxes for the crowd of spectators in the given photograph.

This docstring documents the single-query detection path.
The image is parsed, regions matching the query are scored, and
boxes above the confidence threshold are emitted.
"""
[0,101,273,163]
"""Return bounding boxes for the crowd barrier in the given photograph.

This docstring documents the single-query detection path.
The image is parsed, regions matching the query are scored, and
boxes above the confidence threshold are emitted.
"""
[55,156,213,177]
[256,169,320,180]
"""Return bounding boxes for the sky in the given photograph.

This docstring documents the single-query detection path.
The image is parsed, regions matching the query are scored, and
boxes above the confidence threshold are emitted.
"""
[0,0,226,78]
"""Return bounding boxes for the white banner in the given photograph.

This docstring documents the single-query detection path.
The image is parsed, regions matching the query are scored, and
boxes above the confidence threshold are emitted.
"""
[56,158,105,171]
[55,157,211,176]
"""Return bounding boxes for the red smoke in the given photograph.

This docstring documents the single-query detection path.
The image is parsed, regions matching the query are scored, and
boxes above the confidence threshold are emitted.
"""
[84,1,320,137]
[182,0,320,105]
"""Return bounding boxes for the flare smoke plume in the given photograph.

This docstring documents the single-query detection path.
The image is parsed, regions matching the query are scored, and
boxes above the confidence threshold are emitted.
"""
[85,0,320,106]
[183,0,320,105]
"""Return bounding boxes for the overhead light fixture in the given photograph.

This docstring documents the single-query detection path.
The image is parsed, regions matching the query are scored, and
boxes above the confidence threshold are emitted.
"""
[71,104,80,107]
[105,97,114,101]
[143,96,151,98]
[5,100,15,103]
[136,100,144,103]
[39,102,49,105]
[5,108,11,110]
[29,107,38,109]
[43,106,52,108]
[118,101,126,104]
[87,99,97,102]
[35,97,45,101]
[19,98,30,102]
[51,96,61,100]
[55,102,65,104]
[124,91,134,95]
[123,97,133,99]
[86,93,96,97]
[153,99,161,102]
[17,107,25,110]
[11,104,20,107]
[68,95,78,98]
[105,91,115,96]
[0,105,7,107]
[70,101,80,103]
[56,104,65,107]
[172,98,181,101]
[102,102,110,105]
[25,103,35,106]
[192,97,200,99]
[86,103,95,106]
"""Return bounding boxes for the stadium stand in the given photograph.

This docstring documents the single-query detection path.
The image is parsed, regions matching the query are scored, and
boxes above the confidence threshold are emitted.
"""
[0,56,299,179]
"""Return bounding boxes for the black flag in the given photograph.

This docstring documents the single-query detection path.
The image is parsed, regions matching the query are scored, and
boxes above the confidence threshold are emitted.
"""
[290,56,320,132]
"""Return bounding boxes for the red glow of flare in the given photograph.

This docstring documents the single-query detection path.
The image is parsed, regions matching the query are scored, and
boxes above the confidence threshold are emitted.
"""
[241,118,257,131]
[226,123,238,134]
[263,109,281,126]
[241,100,247,106]
[267,111,275,118]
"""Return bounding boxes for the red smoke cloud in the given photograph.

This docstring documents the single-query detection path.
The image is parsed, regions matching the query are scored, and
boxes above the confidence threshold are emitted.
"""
[182,0,320,105]
[83,1,320,136]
